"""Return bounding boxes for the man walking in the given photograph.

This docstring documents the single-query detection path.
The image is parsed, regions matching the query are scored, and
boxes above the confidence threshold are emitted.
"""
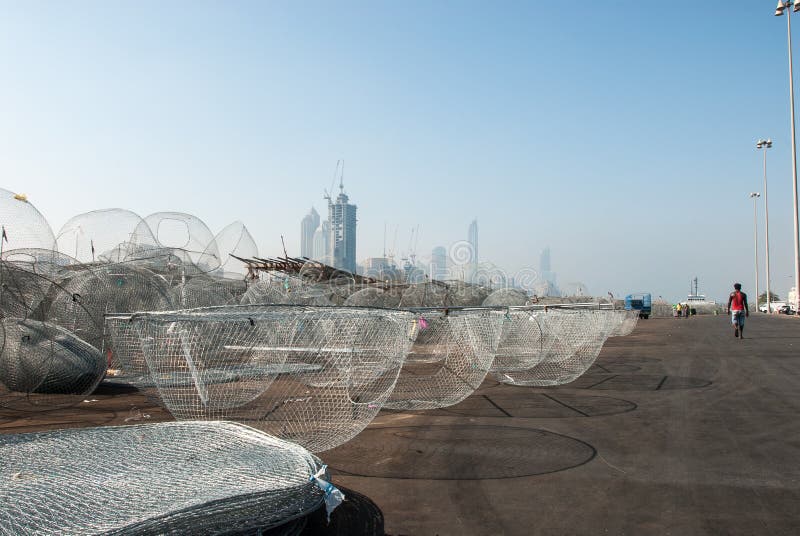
[726,283,750,339]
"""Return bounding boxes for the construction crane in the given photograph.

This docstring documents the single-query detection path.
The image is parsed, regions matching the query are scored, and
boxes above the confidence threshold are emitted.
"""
[323,160,342,205]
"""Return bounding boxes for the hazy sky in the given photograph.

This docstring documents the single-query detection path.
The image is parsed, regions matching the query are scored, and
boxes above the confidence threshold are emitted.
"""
[2,1,799,303]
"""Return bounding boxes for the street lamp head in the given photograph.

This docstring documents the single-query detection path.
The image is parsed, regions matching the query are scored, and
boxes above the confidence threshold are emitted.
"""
[776,0,788,16]
[794,1,800,13]
[767,139,773,147]
[750,192,761,198]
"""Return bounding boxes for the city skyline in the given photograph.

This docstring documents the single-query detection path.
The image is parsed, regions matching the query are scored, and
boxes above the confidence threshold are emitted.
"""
[4,2,800,303]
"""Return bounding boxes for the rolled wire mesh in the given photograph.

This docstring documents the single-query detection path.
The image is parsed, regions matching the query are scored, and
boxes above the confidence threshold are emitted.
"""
[383,310,504,410]
[489,310,547,373]
[0,421,327,535]
[118,305,416,452]
[494,309,613,386]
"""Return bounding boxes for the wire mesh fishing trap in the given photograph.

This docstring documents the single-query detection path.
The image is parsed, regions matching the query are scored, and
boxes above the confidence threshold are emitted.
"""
[609,309,639,337]
[0,421,328,535]
[489,310,548,373]
[113,305,417,452]
[494,309,614,386]
[383,309,504,410]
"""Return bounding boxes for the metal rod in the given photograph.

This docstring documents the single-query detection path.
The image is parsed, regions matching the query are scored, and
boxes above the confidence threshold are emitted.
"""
[790,7,800,313]
[753,195,760,310]
[764,146,772,312]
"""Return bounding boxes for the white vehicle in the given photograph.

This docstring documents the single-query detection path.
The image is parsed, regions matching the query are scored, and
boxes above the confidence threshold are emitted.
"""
[760,301,788,313]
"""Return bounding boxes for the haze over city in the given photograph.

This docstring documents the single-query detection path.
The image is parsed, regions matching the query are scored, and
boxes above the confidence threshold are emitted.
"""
[2,1,799,303]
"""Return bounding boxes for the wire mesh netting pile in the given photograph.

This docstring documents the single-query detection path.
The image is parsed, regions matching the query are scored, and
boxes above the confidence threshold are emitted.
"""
[112,305,417,452]
[0,192,269,414]
[0,188,647,476]
[383,310,504,410]
[0,421,328,535]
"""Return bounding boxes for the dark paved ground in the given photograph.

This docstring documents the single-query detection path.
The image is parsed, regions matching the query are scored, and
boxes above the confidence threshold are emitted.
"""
[2,315,799,535]
[320,315,800,535]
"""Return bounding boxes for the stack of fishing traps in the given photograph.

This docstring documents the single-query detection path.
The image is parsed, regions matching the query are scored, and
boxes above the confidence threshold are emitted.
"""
[0,188,640,533]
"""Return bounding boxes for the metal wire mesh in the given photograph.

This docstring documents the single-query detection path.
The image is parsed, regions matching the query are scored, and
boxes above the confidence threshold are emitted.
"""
[482,288,530,306]
[171,275,238,309]
[0,261,53,320]
[115,305,416,452]
[494,309,613,386]
[49,264,174,352]
[1,248,76,279]
[0,421,327,535]
[0,317,105,411]
[0,188,56,252]
[343,288,400,308]
[489,310,548,373]
[443,282,490,307]
[609,309,639,337]
[140,212,220,273]
[397,283,447,308]
[203,221,258,278]
[55,209,159,264]
[383,310,504,410]
[240,280,333,307]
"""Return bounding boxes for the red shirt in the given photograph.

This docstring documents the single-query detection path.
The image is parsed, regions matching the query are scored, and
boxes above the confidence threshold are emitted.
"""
[730,291,746,311]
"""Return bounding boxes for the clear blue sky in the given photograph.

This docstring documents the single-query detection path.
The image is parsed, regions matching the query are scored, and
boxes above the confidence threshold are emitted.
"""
[1,1,798,303]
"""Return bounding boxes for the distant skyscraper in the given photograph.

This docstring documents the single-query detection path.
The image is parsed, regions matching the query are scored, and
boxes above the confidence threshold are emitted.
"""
[540,247,551,273]
[430,246,447,281]
[537,246,559,296]
[328,181,357,272]
[300,207,319,258]
[468,219,478,265]
[466,219,478,282]
[313,220,331,262]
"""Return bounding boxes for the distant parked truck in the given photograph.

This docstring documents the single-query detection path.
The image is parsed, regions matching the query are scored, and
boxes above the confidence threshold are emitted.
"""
[625,293,652,319]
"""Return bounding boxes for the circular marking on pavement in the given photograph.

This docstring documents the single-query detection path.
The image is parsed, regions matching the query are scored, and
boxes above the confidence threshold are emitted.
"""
[418,393,636,419]
[327,424,596,480]
[572,374,712,391]
[587,363,641,374]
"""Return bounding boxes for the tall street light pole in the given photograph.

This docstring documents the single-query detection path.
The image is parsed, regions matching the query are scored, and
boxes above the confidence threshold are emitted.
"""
[757,139,773,312]
[776,1,800,313]
[750,192,761,310]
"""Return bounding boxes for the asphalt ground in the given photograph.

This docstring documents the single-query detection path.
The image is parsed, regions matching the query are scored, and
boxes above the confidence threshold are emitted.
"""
[2,314,799,535]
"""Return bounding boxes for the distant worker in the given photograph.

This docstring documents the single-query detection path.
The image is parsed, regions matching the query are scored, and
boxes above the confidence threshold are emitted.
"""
[726,283,750,339]
[676,303,682,318]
